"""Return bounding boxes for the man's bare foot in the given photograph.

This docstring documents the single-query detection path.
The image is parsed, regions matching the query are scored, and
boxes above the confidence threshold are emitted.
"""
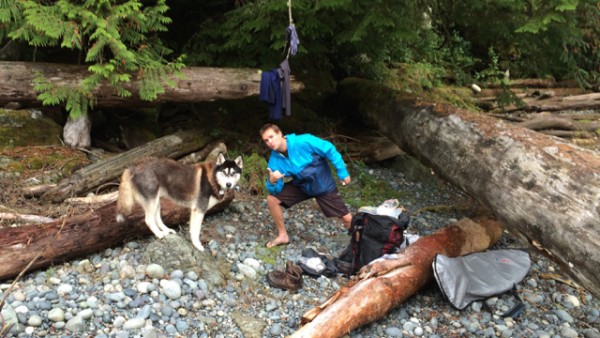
[266,235,289,248]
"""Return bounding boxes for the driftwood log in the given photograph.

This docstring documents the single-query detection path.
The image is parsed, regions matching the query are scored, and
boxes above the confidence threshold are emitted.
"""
[0,193,233,281]
[339,78,600,298]
[292,217,503,338]
[0,61,304,108]
[42,130,217,202]
[486,91,600,114]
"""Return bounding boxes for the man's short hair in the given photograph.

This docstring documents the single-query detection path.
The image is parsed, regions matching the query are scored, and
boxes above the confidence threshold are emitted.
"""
[260,123,281,136]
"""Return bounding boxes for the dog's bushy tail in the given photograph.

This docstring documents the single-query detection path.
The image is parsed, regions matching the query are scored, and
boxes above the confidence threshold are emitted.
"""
[116,169,134,222]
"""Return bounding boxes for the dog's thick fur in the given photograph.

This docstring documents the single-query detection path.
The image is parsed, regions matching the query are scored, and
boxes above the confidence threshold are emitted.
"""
[116,153,243,251]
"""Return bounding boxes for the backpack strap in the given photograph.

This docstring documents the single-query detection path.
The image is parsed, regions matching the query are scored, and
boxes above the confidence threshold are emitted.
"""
[501,284,525,319]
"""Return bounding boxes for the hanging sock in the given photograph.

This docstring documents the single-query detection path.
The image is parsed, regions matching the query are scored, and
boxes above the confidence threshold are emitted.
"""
[285,24,300,57]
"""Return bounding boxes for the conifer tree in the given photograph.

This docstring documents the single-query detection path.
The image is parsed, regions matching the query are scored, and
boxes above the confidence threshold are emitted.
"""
[0,0,184,119]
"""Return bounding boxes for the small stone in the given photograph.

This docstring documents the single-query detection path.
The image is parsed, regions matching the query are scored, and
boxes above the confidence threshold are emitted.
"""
[560,326,579,338]
[145,264,165,279]
[123,317,146,330]
[160,279,182,300]
[27,315,43,327]
[384,326,403,336]
[47,308,65,322]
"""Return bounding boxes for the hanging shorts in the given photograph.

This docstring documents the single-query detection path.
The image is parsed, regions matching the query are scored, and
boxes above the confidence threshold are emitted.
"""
[273,182,349,218]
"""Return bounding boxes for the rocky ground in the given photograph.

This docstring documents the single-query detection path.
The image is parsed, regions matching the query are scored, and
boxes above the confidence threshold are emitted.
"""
[1,155,599,337]
[0,106,599,337]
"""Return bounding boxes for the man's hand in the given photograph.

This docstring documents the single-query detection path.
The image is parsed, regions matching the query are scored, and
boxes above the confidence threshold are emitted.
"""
[340,176,351,186]
[267,168,285,184]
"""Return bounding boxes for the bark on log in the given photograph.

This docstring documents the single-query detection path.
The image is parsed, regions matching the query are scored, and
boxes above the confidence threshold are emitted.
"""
[338,78,600,298]
[0,61,304,108]
[42,130,214,202]
[0,193,233,282]
[292,217,503,338]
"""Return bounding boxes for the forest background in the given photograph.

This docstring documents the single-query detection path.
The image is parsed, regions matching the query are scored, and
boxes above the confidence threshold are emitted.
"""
[1,0,599,122]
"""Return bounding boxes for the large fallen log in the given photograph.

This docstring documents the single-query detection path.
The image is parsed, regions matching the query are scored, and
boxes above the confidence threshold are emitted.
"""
[41,131,218,202]
[338,78,600,298]
[0,193,234,282]
[292,217,503,338]
[0,61,304,108]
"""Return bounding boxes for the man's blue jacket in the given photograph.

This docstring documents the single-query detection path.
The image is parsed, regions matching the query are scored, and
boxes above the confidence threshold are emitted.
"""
[266,133,349,196]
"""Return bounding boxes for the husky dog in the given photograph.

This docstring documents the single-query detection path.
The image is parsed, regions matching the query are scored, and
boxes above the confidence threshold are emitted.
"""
[116,153,243,251]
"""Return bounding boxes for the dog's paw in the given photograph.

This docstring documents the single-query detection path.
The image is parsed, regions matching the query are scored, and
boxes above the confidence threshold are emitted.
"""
[194,244,205,251]
[164,228,176,235]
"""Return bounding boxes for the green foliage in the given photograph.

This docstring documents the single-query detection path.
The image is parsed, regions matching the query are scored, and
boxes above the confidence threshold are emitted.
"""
[475,48,507,85]
[183,0,426,80]
[341,160,404,209]
[0,0,184,119]
[236,152,268,197]
[426,0,600,85]
[475,48,523,110]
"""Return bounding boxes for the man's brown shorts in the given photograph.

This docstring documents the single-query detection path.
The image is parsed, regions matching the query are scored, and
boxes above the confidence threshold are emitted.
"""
[273,183,349,217]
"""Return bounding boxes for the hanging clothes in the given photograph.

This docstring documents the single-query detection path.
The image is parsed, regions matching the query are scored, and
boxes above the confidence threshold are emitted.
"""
[259,70,283,120]
[278,59,291,117]
[285,24,300,57]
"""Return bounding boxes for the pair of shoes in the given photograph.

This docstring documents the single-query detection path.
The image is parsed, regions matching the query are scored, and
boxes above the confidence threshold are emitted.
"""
[266,261,303,292]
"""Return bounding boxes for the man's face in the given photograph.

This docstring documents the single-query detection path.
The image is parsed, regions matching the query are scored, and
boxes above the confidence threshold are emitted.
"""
[262,128,283,151]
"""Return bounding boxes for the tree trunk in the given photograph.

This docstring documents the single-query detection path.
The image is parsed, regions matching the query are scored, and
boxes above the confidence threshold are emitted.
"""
[0,61,304,108]
[292,217,503,338]
[338,78,600,298]
[42,130,215,202]
[0,193,233,281]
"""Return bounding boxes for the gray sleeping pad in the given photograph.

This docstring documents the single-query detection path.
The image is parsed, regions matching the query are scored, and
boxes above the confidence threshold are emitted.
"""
[433,249,531,309]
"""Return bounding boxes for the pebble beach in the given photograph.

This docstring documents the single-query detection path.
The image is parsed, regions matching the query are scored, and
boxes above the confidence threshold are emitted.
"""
[1,165,599,338]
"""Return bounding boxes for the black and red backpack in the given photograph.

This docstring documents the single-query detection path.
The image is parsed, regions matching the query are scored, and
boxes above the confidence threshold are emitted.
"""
[337,211,410,275]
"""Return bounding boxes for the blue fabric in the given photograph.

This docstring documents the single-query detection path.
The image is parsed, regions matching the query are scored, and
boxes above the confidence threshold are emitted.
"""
[259,70,282,120]
[265,133,349,196]
[286,24,300,57]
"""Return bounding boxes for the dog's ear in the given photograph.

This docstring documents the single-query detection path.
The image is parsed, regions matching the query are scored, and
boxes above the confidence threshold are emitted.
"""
[235,156,243,169]
[216,153,225,165]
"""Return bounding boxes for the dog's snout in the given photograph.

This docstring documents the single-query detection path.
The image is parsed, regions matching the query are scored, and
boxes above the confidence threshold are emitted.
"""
[226,182,232,188]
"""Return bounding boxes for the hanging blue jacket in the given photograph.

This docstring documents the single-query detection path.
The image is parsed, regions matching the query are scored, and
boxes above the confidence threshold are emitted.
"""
[259,70,282,120]
[266,133,349,196]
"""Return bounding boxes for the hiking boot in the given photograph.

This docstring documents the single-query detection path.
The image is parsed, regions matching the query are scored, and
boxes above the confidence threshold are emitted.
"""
[266,268,302,292]
[286,261,303,278]
[267,261,303,292]
[334,258,354,276]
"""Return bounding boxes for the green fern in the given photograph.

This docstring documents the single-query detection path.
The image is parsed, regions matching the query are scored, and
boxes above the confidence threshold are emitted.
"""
[1,0,184,119]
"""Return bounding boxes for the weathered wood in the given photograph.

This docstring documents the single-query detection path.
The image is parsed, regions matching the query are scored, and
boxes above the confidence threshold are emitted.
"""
[65,191,119,205]
[21,184,56,197]
[339,77,600,298]
[292,217,503,338]
[489,91,600,114]
[539,129,596,139]
[42,130,213,202]
[518,115,600,132]
[0,212,54,224]
[361,136,404,163]
[0,61,304,108]
[486,78,557,88]
[0,193,234,282]
[483,78,582,89]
